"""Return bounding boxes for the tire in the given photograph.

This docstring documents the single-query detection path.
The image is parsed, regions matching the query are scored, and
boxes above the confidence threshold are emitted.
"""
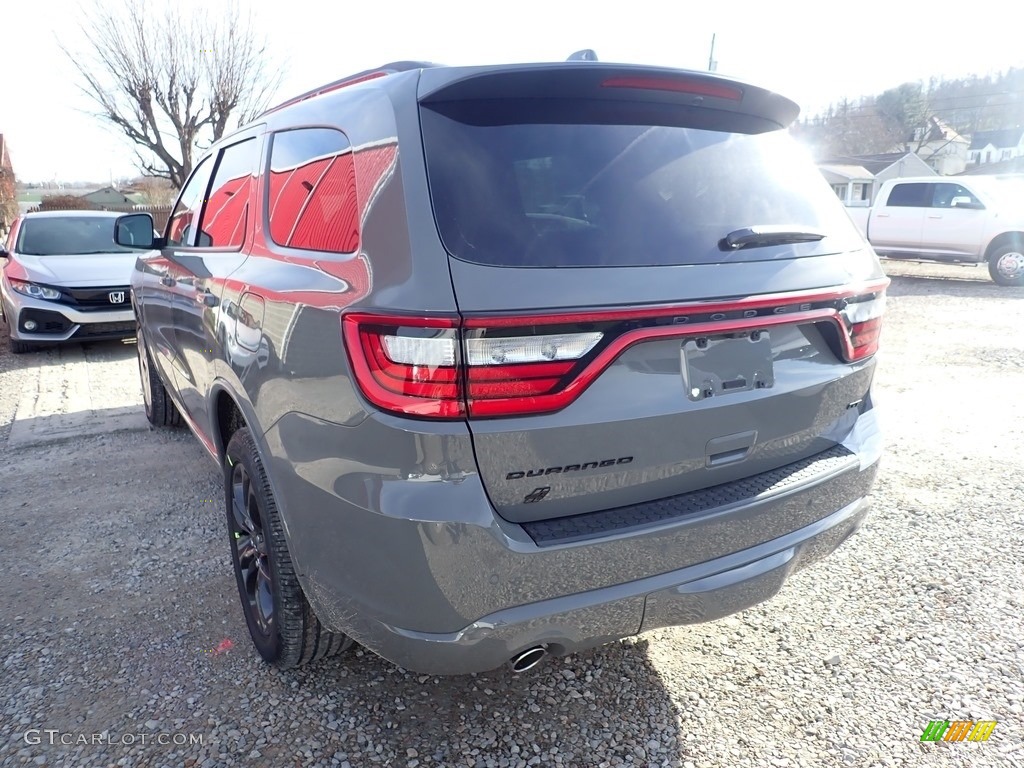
[224,427,354,668]
[988,243,1024,286]
[10,337,35,354]
[137,331,182,427]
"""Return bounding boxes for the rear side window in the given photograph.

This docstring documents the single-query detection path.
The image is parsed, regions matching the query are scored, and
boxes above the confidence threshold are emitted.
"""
[199,139,259,248]
[267,128,359,253]
[420,99,862,267]
[885,183,932,208]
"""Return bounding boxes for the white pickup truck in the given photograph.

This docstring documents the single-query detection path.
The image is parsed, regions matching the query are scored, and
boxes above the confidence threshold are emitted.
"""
[847,176,1024,286]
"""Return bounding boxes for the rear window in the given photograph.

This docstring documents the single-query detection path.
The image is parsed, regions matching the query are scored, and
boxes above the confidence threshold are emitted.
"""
[16,216,135,256]
[420,99,862,268]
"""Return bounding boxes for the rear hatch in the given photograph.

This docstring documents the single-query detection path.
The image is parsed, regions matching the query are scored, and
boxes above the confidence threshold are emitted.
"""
[360,64,886,525]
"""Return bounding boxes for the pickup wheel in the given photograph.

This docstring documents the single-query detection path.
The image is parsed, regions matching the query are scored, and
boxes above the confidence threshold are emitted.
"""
[225,427,355,668]
[988,243,1024,286]
[137,331,182,427]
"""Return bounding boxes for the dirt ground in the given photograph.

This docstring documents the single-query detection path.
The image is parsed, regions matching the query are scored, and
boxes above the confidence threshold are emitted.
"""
[0,260,1021,768]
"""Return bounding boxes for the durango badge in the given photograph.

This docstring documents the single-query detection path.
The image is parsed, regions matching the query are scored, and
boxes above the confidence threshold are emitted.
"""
[506,457,633,480]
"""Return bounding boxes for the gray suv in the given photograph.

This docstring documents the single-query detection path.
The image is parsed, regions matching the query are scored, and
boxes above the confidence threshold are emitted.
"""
[118,60,888,675]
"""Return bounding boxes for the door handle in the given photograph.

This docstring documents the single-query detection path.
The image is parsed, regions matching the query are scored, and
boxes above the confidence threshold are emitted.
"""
[927,214,943,219]
[197,289,219,308]
[160,276,175,286]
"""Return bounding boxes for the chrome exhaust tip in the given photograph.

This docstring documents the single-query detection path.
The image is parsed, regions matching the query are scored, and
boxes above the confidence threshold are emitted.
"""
[508,645,548,673]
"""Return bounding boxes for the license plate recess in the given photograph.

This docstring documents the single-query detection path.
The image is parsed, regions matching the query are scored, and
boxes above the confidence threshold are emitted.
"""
[682,332,774,402]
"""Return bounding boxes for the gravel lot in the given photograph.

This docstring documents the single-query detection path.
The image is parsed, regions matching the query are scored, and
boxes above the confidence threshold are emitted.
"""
[1,261,1022,768]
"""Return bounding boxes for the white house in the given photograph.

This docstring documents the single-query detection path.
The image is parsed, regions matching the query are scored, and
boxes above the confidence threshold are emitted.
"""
[968,128,1024,166]
[819,164,875,207]
[818,152,935,205]
[904,117,969,176]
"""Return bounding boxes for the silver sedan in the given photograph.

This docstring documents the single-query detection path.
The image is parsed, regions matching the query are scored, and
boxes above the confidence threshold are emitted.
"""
[0,210,148,353]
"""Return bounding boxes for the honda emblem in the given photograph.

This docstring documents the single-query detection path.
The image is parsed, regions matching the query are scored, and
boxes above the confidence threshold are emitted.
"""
[108,291,125,304]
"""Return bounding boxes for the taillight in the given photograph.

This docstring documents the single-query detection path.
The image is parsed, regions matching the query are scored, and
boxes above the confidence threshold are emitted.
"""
[601,76,743,101]
[840,290,886,361]
[462,330,602,416]
[342,314,603,419]
[343,282,887,420]
[342,315,464,418]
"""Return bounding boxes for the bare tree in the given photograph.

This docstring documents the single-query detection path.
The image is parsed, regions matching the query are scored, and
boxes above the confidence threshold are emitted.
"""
[134,176,178,206]
[63,0,283,188]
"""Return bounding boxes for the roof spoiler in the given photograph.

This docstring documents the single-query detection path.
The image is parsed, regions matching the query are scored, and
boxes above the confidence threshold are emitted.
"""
[259,61,442,118]
[418,64,801,128]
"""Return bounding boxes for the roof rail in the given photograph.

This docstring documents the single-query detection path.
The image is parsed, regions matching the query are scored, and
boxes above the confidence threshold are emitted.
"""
[258,61,441,118]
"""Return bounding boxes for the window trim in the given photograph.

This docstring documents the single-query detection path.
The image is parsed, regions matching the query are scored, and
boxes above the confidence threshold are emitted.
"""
[262,125,361,258]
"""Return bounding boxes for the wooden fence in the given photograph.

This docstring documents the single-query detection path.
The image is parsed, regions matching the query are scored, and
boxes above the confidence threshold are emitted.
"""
[28,202,172,232]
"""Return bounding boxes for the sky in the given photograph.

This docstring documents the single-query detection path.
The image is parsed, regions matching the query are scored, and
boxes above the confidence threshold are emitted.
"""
[1,0,1022,183]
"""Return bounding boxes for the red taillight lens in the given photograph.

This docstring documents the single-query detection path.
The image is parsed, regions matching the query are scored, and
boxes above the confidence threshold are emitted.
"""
[840,291,886,361]
[342,314,464,418]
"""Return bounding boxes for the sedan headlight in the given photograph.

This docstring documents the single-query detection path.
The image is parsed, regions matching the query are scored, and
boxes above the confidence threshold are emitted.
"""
[9,278,62,301]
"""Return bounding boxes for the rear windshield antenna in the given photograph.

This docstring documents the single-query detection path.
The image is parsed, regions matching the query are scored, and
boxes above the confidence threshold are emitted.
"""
[566,49,599,62]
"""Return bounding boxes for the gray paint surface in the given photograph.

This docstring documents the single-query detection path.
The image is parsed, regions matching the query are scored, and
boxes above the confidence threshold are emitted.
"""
[128,61,888,673]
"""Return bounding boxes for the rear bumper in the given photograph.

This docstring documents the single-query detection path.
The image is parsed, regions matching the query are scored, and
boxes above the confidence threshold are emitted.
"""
[350,495,870,675]
[263,406,882,675]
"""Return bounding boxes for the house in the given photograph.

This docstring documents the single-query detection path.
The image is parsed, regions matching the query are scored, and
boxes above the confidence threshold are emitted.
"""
[78,186,136,206]
[818,152,935,205]
[0,134,17,233]
[958,157,1024,176]
[818,164,875,207]
[903,117,969,176]
[968,128,1024,166]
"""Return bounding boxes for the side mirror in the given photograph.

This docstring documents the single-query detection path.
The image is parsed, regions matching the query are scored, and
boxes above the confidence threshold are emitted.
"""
[0,245,9,259]
[115,213,164,248]
[951,196,982,210]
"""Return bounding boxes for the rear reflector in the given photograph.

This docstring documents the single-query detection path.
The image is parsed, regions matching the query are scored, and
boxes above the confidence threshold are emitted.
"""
[601,76,743,101]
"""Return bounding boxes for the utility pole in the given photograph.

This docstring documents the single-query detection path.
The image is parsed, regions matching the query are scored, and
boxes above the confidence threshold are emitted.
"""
[708,33,717,72]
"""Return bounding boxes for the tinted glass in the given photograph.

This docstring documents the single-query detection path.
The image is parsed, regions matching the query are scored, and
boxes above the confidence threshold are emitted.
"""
[199,139,259,248]
[931,183,982,208]
[167,157,215,246]
[886,183,932,208]
[267,128,359,253]
[420,99,862,267]
[16,216,135,256]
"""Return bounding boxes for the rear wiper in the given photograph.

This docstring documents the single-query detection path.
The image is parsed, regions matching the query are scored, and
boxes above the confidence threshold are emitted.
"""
[720,225,826,251]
